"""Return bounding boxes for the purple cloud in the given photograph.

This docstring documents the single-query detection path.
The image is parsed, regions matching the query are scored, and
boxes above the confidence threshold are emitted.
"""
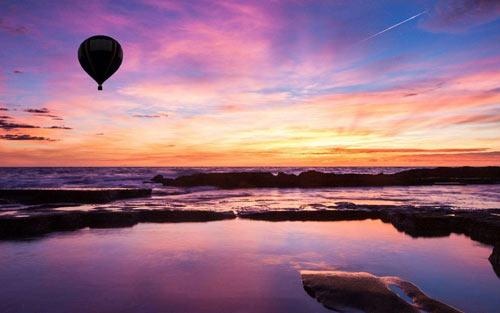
[0,18,28,35]
[45,126,72,129]
[421,0,500,32]
[24,108,50,114]
[0,120,39,130]
[0,134,55,141]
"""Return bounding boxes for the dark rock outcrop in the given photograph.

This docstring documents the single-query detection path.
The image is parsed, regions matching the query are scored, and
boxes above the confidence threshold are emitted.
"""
[0,188,152,204]
[0,209,236,239]
[239,209,380,221]
[151,174,165,184]
[301,270,463,313]
[152,167,500,188]
[489,245,500,277]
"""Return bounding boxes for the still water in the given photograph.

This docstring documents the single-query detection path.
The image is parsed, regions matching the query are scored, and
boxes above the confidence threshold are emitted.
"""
[0,219,498,313]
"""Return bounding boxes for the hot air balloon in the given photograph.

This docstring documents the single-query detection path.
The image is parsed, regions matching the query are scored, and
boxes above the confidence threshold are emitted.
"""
[78,35,123,90]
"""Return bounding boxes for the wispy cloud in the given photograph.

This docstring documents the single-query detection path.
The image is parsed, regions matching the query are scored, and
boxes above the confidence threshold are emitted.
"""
[0,120,39,130]
[359,11,427,43]
[0,134,56,141]
[45,125,72,130]
[0,18,28,35]
[132,114,168,118]
[24,108,50,114]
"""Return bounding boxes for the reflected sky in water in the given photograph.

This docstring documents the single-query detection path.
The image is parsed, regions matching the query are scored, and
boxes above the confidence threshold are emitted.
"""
[0,219,498,313]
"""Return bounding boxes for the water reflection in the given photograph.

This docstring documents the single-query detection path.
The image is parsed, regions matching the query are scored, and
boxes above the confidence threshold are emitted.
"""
[0,219,498,312]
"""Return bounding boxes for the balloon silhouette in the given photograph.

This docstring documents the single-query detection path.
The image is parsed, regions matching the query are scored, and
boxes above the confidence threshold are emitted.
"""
[78,35,123,90]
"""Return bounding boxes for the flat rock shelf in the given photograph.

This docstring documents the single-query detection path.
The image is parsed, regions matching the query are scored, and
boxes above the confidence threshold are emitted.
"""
[0,209,235,239]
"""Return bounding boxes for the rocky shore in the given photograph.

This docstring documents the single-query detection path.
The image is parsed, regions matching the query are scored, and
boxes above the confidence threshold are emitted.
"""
[3,201,498,247]
[0,200,498,276]
[151,166,500,188]
[0,181,498,277]
[0,209,235,239]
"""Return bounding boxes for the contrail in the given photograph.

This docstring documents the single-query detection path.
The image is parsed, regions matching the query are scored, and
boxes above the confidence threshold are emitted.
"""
[359,11,427,43]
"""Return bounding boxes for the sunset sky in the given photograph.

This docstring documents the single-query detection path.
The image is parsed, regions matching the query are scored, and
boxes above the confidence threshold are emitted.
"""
[1,0,499,166]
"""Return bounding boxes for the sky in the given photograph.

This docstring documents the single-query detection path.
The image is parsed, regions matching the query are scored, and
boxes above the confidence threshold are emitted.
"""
[0,0,499,166]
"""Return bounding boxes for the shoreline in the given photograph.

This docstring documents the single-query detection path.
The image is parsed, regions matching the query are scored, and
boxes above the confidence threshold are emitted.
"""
[2,203,499,244]
[1,203,498,276]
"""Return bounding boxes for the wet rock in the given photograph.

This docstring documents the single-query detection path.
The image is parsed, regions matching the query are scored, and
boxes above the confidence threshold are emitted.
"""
[152,167,500,188]
[0,212,87,238]
[239,209,381,221]
[456,212,500,245]
[86,211,139,228]
[137,209,235,223]
[0,188,152,204]
[334,201,357,209]
[386,211,455,238]
[489,245,500,278]
[301,270,462,313]
[151,174,165,183]
[162,171,277,188]
[0,209,236,239]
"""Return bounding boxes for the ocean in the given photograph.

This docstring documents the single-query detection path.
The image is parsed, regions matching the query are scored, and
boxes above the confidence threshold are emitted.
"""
[0,167,499,212]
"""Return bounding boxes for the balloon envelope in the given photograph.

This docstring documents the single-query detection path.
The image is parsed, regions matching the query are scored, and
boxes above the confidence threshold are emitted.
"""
[78,35,123,90]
